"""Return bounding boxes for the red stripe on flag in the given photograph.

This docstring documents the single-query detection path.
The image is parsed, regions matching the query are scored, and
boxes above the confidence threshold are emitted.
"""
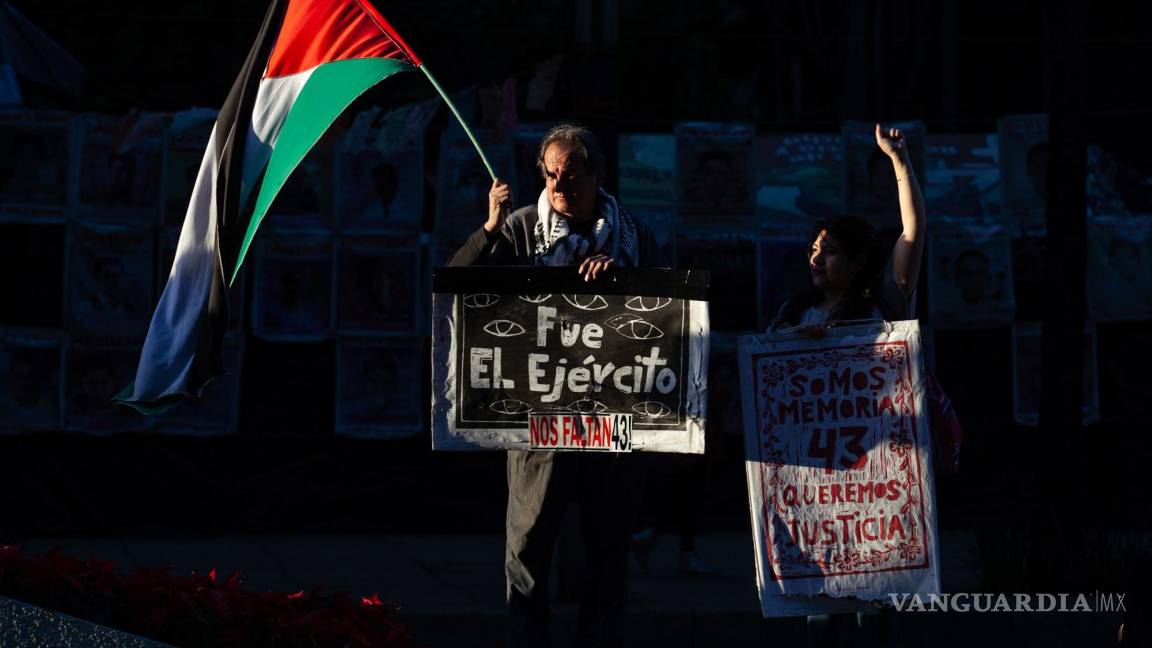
[265,0,420,79]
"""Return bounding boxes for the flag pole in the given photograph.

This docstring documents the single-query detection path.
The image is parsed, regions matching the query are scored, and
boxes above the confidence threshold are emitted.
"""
[418,64,499,181]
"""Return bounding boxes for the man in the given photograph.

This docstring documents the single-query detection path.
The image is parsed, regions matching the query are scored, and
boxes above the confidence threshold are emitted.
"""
[448,124,666,647]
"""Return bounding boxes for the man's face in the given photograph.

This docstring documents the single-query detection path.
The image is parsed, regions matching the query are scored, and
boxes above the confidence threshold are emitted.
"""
[543,143,601,223]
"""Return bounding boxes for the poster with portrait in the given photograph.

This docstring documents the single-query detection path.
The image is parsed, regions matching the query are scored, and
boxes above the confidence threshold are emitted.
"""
[675,122,755,226]
[0,109,71,222]
[618,133,677,249]
[431,267,709,453]
[739,321,940,616]
[336,235,422,335]
[65,343,154,433]
[1012,322,1100,427]
[335,102,432,232]
[334,146,422,231]
[163,108,216,229]
[435,127,514,242]
[251,232,333,341]
[1085,144,1131,220]
[924,133,1001,220]
[927,221,1015,329]
[1086,215,1152,322]
[336,337,423,439]
[340,99,438,158]
[0,331,62,431]
[158,334,244,436]
[676,231,757,331]
[265,150,330,230]
[843,120,926,227]
[757,231,817,331]
[74,112,166,224]
[753,133,842,228]
[998,114,1048,233]
[67,221,154,344]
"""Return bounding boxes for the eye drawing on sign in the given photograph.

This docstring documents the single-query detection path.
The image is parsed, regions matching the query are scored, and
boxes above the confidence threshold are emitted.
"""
[625,296,672,312]
[490,399,533,415]
[483,319,527,337]
[567,398,608,414]
[519,294,552,304]
[562,294,609,311]
[605,314,664,340]
[463,293,500,308]
[632,401,672,418]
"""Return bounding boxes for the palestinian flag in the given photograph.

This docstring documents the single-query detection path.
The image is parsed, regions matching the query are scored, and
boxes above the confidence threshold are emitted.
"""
[117,0,420,412]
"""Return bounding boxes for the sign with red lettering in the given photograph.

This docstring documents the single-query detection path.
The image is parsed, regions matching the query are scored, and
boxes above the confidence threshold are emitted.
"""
[431,267,708,453]
[739,321,939,616]
[529,413,633,452]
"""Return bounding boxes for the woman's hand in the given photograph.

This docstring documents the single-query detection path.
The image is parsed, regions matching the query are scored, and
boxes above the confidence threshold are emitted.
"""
[875,123,909,161]
[485,179,512,233]
[578,254,615,282]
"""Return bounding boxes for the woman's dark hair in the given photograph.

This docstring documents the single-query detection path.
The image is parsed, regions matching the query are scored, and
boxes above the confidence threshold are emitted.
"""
[771,216,886,328]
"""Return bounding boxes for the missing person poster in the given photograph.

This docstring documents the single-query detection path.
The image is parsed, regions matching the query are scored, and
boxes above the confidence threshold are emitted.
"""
[753,133,843,227]
[0,331,62,431]
[675,122,755,226]
[924,133,1001,220]
[927,221,1015,329]
[336,337,423,439]
[75,112,165,224]
[431,267,709,453]
[0,109,71,222]
[1087,215,1152,322]
[739,321,940,616]
[998,113,1048,233]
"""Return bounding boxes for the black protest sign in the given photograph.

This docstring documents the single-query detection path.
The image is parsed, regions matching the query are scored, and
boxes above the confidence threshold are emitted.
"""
[431,267,708,453]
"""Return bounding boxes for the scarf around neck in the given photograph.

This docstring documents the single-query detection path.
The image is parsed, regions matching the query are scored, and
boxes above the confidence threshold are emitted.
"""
[532,187,640,268]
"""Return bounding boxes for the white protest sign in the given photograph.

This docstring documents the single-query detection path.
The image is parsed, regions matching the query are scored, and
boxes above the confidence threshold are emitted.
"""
[739,321,940,616]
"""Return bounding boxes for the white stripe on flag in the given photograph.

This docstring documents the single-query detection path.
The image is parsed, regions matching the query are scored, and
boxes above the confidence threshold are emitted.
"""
[240,69,314,209]
[130,125,224,402]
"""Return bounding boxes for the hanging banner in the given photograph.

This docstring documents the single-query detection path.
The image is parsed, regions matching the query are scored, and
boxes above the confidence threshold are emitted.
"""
[431,267,709,453]
[739,321,940,617]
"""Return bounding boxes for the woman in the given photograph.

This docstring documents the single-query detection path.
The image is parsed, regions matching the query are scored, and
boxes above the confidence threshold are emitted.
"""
[770,124,929,642]
[770,123,926,330]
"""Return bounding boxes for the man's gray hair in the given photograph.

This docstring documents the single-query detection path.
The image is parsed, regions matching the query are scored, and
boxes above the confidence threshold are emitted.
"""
[536,123,606,177]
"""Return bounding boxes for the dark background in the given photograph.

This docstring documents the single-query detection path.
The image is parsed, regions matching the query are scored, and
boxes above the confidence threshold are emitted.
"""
[2,0,1150,599]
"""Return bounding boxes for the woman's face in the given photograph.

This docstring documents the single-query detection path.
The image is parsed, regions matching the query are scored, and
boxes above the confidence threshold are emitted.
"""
[809,230,861,293]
